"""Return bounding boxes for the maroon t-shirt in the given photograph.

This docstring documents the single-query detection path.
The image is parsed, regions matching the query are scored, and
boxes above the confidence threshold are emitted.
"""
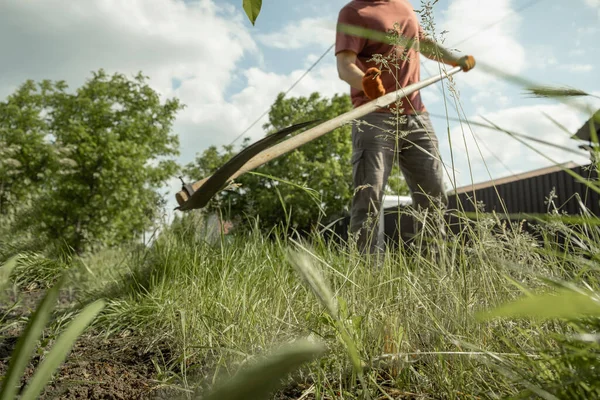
[335,0,426,114]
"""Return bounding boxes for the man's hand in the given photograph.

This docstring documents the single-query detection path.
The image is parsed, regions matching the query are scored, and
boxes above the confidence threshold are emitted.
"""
[451,55,476,72]
[362,67,386,100]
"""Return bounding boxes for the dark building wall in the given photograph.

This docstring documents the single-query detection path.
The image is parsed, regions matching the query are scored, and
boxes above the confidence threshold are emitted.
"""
[447,164,600,216]
[326,164,599,248]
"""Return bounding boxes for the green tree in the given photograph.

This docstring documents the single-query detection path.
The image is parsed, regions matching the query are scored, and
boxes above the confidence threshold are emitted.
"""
[2,70,183,253]
[186,92,352,231]
[386,163,410,196]
[0,81,55,215]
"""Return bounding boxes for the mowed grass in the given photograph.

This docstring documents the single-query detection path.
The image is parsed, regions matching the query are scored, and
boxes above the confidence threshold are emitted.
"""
[46,208,594,399]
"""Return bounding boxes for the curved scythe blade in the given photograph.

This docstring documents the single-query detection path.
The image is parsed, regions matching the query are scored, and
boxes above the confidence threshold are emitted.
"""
[178,120,320,211]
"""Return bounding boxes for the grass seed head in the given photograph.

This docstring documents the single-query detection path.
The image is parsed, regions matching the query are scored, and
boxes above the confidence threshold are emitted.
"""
[287,249,338,318]
[524,85,590,99]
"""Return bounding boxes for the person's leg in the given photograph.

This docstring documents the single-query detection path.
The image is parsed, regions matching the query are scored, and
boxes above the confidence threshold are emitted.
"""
[349,113,396,255]
[397,113,448,240]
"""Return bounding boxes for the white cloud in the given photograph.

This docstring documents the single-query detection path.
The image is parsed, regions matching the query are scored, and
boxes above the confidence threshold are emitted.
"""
[439,0,526,88]
[438,103,595,188]
[558,64,594,73]
[420,85,442,106]
[256,17,336,50]
[234,64,346,103]
[577,26,599,35]
[0,0,264,215]
[225,62,347,133]
[470,90,511,109]
[529,45,558,70]
[583,0,600,17]
[568,48,586,57]
[0,0,255,100]
[171,58,349,170]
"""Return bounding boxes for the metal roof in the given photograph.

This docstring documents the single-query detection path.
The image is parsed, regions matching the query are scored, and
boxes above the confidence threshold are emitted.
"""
[382,195,412,208]
[448,161,580,194]
[447,163,599,216]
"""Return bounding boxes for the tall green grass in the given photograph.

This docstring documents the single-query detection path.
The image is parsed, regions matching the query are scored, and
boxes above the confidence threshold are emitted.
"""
[43,205,591,399]
[3,201,599,399]
[3,142,599,399]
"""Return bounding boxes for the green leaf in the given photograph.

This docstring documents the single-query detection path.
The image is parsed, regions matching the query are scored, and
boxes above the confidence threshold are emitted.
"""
[243,0,262,25]
[202,339,325,400]
[0,277,64,400]
[20,299,105,400]
[478,289,600,321]
[0,255,18,294]
[287,248,368,397]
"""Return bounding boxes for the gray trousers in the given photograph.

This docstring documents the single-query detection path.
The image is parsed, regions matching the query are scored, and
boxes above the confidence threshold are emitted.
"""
[349,112,447,254]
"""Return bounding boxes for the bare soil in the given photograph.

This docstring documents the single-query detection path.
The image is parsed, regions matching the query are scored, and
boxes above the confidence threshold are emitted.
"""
[0,288,178,399]
[0,289,423,399]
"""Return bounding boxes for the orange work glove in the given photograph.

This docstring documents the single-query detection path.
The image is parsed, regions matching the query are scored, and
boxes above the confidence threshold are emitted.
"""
[362,67,386,100]
[451,55,476,72]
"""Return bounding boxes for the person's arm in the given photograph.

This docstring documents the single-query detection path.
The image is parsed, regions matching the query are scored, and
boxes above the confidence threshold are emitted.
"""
[419,37,475,71]
[336,50,386,99]
[336,50,365,91]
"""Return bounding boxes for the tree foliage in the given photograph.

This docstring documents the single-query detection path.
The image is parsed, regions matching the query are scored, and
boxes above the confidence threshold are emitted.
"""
[0,70,182,253]
[0,80,55,215]
[186,92,354,231]
[386,163,410,196]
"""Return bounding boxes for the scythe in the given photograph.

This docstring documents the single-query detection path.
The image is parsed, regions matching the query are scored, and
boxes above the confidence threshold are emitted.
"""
[176,66,463,211]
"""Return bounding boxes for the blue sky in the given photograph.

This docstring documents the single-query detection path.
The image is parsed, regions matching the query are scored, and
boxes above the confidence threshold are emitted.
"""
[1,0,599,213]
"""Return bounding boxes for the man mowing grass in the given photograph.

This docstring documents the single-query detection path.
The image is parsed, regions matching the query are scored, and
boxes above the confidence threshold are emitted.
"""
[335,0,475,256]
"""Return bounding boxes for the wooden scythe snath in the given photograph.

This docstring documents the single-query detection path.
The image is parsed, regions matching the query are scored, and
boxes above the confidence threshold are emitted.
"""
[176,66,463,211]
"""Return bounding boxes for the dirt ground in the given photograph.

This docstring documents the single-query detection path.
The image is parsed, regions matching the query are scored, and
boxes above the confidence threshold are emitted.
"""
[0,288,318,400]
[0,287,183,399]
[0,335,166,399]
[0,329,313,400]
[0,288,420,399]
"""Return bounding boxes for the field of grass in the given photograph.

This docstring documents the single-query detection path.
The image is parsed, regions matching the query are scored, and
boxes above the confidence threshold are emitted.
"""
[2,204,600,399]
